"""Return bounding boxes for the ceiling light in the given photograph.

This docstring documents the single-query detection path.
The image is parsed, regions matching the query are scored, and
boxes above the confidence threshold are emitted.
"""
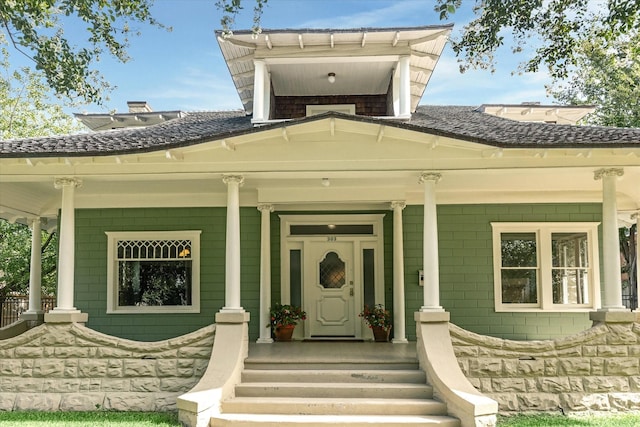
[327,73,336,84]
[321,178,330,187]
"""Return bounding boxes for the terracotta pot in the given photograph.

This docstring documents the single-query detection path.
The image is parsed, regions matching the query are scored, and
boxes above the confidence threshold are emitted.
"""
[372,326,391,342]
[274,324,295,341]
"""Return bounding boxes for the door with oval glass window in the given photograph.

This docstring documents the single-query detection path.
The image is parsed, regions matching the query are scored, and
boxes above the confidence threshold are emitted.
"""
[305,241,356,338]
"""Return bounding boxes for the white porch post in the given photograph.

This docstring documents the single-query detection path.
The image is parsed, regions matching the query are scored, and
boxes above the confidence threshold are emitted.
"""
[391,201,408,343]
[45,178,87,323]
[21,218,44,321]
[252,60,270,122]
[398,55,411,117]
[222,175,244,313]
[594,168,626,311]
[257,204,274,343]
[420,172,444,312]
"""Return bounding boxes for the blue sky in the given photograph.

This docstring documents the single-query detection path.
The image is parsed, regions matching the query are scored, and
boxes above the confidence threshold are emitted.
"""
[72,0,555,114]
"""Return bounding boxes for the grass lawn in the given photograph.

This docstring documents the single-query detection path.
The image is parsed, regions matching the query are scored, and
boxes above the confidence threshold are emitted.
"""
[1,412,639,426]
[498,413,640,426]
[0,411,180,426]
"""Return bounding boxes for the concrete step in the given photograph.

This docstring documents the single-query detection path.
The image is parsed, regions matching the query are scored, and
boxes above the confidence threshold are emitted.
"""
[244,361,420,370]
[211,413,461,426]
[221,397,448,416]
[235,381,433,399]
[241,369,426,384]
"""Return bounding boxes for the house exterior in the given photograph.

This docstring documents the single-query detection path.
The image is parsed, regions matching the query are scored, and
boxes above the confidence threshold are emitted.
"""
[2,24,640,425]
[1,25,640,343]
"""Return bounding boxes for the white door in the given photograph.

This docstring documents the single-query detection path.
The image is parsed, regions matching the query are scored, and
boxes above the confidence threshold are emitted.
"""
[305,241,356,337]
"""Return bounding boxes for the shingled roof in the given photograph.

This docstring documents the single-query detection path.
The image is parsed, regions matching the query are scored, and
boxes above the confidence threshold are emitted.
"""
[1,106,639,158]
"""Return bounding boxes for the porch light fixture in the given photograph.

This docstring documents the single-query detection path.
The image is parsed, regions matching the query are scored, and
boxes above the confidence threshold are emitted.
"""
[321,178,330,187]
[327,72,336,83]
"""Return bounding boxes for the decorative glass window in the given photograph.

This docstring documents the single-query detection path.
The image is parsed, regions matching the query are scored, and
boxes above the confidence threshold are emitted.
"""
[106,231,201,314]
[492,223,600,312]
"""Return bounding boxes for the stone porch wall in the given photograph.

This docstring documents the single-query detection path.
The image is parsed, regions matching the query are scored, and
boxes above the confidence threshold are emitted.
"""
[0,323,214,412]
[452,319,640,413]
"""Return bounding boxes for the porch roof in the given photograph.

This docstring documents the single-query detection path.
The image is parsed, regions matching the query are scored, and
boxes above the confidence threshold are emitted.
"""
[1,106,640,158]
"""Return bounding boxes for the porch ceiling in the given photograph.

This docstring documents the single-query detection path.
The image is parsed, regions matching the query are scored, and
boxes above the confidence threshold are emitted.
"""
[217,26,452,113]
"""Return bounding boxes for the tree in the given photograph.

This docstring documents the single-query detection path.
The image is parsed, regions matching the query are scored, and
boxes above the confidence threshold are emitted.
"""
[0,220,58,299]
[0,0,166,104]
[436,0,639,79]
[0,44,80,299]
[549,28,640,128]
[0,37,83,139]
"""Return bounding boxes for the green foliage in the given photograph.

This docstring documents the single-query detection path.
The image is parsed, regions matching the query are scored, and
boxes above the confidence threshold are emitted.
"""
[0,0,167,104]
[550,28,640,128]
[0,220,58,298]
[0,411,180,426]
[0,36,83,139]
[268,303,306,328]
[216,0,268,38]
[435,0,640,79]
[498,413,640,427]
[359,304,392,329]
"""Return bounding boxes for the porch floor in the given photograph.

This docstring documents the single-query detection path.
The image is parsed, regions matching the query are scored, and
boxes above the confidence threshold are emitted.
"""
[247,341,417,364]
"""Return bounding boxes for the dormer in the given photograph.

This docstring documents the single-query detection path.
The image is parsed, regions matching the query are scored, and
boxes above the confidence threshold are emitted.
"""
[216,26,452,124]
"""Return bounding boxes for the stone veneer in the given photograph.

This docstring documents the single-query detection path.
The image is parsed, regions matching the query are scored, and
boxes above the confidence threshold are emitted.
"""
[0,323,214,412]
[452,320,640,413]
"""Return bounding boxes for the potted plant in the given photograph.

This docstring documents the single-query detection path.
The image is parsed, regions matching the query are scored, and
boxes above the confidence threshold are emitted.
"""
[268,303,307,341]
[359,304,392,342]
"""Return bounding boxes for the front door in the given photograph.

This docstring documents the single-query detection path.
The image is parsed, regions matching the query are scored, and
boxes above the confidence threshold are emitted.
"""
[305,241,356,338]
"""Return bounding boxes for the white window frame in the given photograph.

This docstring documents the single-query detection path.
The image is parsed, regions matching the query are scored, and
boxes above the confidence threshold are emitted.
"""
[492,222,601,312]
[105,230,201,314]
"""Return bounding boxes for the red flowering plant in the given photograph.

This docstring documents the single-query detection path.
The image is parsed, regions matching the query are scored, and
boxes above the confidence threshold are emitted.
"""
[359,304,392,330]
[268,303,307,329]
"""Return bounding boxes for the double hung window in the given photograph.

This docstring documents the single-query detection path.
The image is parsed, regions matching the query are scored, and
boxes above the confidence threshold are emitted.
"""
[492,223,600,312]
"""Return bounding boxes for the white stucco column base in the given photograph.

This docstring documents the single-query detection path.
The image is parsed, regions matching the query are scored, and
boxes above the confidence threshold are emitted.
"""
[590,310,637,324]
[415,311,497,427]
[19,311,45,323]
[44,311,88,324]
[178,311,250,427]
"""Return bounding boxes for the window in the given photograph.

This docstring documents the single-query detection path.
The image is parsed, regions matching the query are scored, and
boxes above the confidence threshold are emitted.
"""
[106,231,201,314]
[492,223,600,312]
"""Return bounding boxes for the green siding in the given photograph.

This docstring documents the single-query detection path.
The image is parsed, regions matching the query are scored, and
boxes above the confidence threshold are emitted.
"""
[402,203,601,341]
[75,207,260,341]
[74,204,601,342]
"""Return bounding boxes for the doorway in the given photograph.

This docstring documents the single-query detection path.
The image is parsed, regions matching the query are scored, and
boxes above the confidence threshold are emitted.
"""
[280,214,385,340]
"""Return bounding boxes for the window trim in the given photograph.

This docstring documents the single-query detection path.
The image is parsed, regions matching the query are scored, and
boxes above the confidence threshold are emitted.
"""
[105,230,201,314]
[492,222,601,312]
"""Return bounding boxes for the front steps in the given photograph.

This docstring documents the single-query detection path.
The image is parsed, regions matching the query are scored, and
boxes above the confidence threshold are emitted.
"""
[210,354,460,426]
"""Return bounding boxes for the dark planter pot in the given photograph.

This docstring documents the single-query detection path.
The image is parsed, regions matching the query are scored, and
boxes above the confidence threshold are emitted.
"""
[274,324,296,341]
[372,326,391,342]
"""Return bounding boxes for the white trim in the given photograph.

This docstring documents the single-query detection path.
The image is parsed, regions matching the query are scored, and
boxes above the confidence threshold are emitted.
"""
[491,222,601,312]
[306,104,356,116]
[279,214,385,339]
[105,230,201,314]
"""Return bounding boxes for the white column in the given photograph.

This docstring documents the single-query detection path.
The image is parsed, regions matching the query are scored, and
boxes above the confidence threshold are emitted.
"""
[398,55,411,117]
[222,175,244,313]
[22,218,43,318]
[252,60,266,122]
[420,172,444,312]
[391,201,408,343]
[257,204,274,343]
[594,168,626,311]
[51,178,82,313]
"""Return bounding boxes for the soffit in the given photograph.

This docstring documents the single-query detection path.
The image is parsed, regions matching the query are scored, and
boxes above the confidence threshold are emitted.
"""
[217,26,452,113]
